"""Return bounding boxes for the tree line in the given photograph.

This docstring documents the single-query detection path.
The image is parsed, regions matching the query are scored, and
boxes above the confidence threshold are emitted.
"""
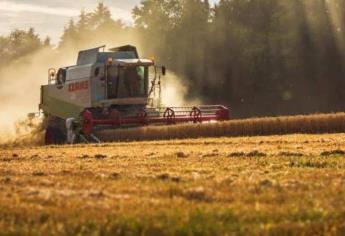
[1,1,345,117]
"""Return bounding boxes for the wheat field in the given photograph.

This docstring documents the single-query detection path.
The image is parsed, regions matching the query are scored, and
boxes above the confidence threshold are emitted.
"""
[0,133,345,235]
[2,112,345,147]
[97,113,345,142]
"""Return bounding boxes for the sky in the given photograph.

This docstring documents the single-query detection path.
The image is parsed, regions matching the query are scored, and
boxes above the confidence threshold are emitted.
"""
[0,0,219,45]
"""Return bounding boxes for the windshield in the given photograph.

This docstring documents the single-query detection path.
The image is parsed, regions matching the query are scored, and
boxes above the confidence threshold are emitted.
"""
[117,66,148,98]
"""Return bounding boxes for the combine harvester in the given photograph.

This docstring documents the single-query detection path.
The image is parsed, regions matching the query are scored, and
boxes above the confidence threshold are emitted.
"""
[39,45,229,144]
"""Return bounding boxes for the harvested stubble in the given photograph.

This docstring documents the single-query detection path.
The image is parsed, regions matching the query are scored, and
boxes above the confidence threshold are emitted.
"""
[97,112,345,142]
[1,134,345,235]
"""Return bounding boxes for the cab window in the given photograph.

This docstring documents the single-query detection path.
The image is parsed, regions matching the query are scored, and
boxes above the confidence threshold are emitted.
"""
[117,66,147,98]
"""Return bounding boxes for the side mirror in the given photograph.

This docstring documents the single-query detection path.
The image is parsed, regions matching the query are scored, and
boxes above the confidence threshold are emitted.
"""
[162,66,166,76]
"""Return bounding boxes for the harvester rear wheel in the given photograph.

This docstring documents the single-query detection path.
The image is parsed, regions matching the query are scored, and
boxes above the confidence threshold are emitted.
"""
[45,126,64,145]
[44,118,66,145]
[44,127,55,145]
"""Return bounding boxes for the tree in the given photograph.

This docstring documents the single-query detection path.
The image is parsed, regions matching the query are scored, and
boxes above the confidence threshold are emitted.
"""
[133,0,182,58]
[0,28,44,65]
[43,36,51,47]
[59,19,78,48]
[58,3,127,50]
[88,2,113,30]
[76,9,90,34]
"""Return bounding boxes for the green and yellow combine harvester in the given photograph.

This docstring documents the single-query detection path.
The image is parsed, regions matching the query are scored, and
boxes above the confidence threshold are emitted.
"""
[39,45,229,144]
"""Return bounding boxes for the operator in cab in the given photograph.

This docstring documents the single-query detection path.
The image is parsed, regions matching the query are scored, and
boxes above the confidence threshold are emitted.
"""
[124,66,145,97]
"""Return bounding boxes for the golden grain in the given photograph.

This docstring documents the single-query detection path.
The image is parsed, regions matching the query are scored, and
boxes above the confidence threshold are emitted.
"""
[0,134,345,235]
[97,112,345,142]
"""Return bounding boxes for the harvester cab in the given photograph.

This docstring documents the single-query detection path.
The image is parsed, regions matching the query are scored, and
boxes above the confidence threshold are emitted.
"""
[39,45,229,144]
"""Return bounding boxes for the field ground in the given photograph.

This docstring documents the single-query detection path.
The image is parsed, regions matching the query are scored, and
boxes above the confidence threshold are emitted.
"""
[1,134,345,235]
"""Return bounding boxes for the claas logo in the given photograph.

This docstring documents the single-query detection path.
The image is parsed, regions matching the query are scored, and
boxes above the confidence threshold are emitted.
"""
[68,81,89,92]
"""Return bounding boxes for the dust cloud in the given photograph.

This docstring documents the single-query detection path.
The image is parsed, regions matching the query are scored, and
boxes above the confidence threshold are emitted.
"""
[0,48,79,142]
[161,71,200,107]
[0,47,75,141]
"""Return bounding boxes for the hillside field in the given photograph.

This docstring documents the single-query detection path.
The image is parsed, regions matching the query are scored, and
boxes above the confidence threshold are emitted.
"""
[0,134,345,235]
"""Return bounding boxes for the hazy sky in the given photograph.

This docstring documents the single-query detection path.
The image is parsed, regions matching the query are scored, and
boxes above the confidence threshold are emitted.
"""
[0,0,219,44]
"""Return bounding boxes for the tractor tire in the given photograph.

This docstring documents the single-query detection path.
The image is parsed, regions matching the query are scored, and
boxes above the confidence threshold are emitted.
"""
[44,127,54,145]
[44,116,67,145]
[44,126,65,145]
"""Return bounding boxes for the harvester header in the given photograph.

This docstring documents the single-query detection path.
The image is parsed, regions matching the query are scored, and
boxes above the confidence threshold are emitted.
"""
[39,45,230,144]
